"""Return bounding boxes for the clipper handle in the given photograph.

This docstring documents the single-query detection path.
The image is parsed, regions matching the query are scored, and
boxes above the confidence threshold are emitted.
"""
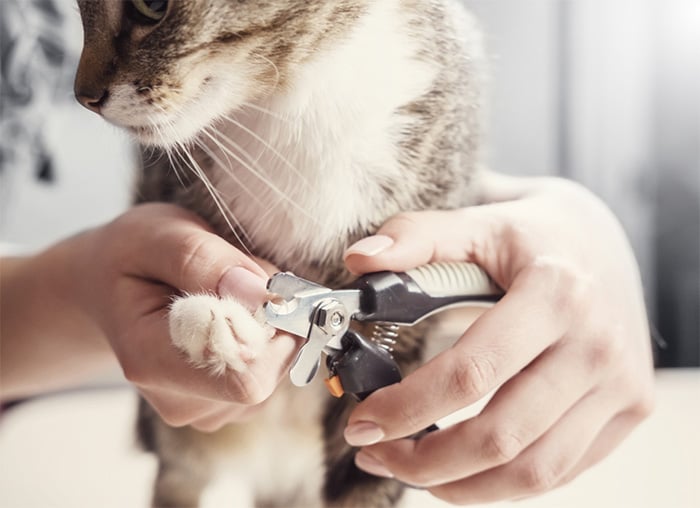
[326,331,402,401]
[350,262,502,325]
[325,331,439,438]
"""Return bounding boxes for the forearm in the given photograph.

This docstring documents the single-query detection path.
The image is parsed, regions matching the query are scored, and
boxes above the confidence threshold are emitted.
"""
[0,233,115,401]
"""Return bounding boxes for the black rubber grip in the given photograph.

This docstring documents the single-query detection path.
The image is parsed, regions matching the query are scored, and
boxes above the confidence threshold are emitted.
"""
[350,268,500,325]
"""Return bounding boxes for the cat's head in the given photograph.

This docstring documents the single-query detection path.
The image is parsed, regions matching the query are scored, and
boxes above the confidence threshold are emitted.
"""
[74,0,365,146]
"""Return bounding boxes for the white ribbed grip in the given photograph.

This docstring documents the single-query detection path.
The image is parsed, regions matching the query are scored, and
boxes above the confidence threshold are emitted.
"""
[406,262,500,297]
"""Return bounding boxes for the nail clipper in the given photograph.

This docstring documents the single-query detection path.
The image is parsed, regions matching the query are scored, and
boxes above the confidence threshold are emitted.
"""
[264,262,503,401]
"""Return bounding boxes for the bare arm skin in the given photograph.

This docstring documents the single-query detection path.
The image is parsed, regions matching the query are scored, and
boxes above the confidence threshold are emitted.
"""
[1,204,299,432]
[1,237,113,400]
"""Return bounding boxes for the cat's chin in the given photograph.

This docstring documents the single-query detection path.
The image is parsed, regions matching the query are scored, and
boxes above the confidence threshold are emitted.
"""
[125,120,203,149]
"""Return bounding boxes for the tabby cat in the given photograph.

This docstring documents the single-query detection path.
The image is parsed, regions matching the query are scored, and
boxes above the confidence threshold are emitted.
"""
[74,0,484,506]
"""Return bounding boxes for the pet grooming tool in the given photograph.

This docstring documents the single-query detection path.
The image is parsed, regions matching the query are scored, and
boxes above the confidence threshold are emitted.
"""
[264,262,503,401]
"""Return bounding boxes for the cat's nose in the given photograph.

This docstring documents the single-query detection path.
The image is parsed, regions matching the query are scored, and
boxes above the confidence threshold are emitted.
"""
[75,88,109,114]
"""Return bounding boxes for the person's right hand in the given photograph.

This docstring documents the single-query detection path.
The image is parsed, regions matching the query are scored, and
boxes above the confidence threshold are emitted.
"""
[341,174,655,503]
[76,203,301,431]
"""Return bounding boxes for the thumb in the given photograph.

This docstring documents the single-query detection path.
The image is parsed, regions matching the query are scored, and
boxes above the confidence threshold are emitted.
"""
[110,203,269,308]
[344,208,499,277]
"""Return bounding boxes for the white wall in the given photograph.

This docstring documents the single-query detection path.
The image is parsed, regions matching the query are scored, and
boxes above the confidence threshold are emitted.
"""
[465,0,562,177]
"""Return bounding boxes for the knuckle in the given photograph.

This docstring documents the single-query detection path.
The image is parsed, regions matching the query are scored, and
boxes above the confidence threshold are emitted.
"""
[122,360,148,387]
[156,407,194,428]
[399,461,435,489]
[518,459,563,493]
[526,257,592,319]
[237,388,268,406]
[191,418,225,433]
[108,207,139,234]
[408,474,434,490]
[638,393,656,419]
[483,426,525,464]
[500,220,539,261]
[122,367,140,385]
[450,352,497,401]
[222,372,270,406]
[176,233,217,285]
[581,328,624,371]
[391,210,423,229]
[387,211,437,244]
[430,487,467,506]
[629,390,656,421]
[394,397,429,436]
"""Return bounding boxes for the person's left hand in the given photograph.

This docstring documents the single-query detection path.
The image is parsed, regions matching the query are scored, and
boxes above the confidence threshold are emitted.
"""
[341,174,655,504]
[75,204,300,431]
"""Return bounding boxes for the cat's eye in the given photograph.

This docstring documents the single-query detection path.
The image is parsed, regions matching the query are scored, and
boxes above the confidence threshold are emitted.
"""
[130,0,168,22]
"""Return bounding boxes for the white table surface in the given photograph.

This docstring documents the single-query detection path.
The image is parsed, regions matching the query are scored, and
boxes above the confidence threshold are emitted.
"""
[1,369,698,508]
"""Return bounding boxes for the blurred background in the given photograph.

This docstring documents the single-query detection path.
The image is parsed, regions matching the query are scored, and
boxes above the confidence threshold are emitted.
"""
[466,0,699,367]
[1,2,698,507]
[1,0,698,366]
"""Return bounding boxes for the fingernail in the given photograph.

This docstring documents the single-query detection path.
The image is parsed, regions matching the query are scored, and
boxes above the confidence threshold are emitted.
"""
[217,266,268,311]
[355,450,394,478]
[344,421,385,446]
[344,235,394,258]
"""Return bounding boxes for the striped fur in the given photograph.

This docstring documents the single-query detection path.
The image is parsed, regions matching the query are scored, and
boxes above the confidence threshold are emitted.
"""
[76,1,485,506]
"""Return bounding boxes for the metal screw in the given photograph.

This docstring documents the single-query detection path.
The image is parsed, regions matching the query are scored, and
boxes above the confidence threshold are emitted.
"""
[315,300,346,332]
[330,311,344,328]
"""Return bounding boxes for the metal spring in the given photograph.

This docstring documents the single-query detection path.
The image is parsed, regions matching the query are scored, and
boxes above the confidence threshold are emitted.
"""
[371,322,400,353]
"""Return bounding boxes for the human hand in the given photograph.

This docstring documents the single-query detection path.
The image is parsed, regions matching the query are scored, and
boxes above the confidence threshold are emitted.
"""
[76,203,299,432]
[342,173,655,503]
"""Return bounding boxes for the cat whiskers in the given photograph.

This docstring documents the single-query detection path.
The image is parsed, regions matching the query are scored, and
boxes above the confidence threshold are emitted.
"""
[150,106,253,251]
[195,131,283,246]
[199,129,284,234]
[240,101,291,125]
[200,126,315,225]
[221,113,311,189]
[174,140,254,251]
[193,133,261,207]
[250,51,281,95]
[149,105,191,189]
[140,143,167,169]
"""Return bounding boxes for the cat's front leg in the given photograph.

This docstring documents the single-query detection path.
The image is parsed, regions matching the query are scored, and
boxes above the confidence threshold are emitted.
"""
[169,294,274,377]
[142,295,277,508]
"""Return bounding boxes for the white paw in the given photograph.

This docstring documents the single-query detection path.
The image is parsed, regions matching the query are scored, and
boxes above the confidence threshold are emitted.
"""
[169,294,274,375]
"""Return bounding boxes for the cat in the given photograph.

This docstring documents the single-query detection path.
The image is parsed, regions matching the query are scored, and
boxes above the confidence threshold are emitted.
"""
[74,1,484,506]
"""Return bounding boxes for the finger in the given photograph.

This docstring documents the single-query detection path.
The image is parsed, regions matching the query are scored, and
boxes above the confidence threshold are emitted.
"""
[111,203,269,293]
[427,388,621,505]
[343,208,501,277]
[345,265,573,444]
[355,339,601,486]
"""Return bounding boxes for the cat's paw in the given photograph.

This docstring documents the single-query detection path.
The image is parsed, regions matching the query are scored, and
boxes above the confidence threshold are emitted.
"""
[169,294,274,376]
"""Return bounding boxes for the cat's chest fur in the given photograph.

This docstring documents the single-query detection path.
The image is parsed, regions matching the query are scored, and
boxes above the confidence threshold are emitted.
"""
[189,3,438,278]
[95,0,486,504]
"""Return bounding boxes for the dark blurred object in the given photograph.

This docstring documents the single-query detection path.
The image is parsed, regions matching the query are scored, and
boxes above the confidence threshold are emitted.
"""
[651,0,700,367]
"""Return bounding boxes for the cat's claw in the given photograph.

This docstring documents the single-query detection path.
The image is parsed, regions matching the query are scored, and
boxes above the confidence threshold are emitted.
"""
[169,294,274,376]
